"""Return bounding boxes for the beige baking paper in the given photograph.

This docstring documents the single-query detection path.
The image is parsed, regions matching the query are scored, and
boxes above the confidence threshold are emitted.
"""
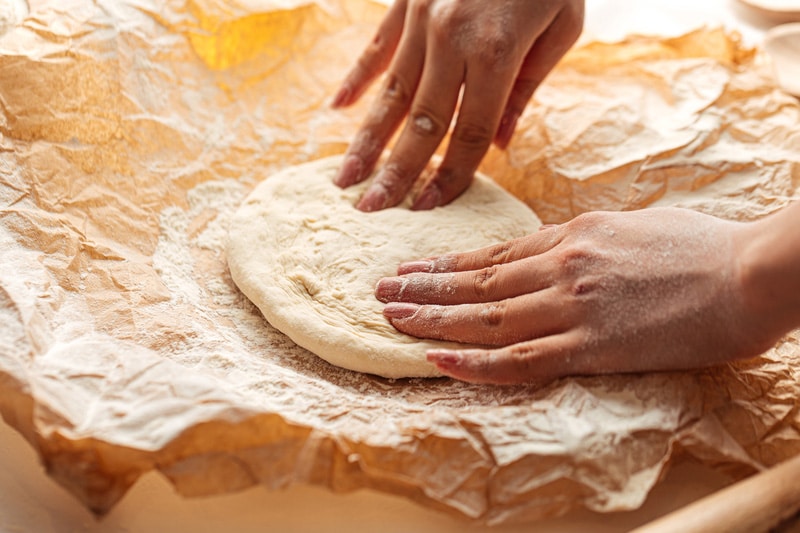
[1,0,799,525]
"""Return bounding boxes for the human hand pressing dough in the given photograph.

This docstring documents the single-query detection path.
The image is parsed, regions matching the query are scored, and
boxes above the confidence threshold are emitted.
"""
[375,207,798,385]
[332,0,584,211]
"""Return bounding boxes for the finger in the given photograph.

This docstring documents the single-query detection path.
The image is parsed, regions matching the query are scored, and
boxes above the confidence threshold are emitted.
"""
[494,6,584,148]
[376,254,554,305]
[410,38,520,210]
[331,0,407,108]
[397,226,562,275]
[383,287,568,346]
[425,332,583,385]
[356,20,465,212]
[334,11,426,189]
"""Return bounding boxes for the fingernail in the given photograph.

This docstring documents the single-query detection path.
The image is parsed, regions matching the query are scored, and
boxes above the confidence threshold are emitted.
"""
[411,183,441,211]
[397,260,434,274]
[427,350,462,367]
[383,302,419,319]
[495,112,519,149]
[375,277,403,301]
[334,155,362,188]
[357,182,388,212]
[331,86,351,108]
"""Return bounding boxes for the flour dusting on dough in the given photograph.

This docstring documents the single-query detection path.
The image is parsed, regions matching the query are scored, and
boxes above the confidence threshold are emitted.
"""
[226,155,541,378]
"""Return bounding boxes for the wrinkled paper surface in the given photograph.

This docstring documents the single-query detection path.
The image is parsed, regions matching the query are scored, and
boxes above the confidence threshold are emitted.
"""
[1,0,799,525]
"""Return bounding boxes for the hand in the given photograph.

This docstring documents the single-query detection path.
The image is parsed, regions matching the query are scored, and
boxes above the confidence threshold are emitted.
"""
[332,0,584,211]
[374,208,791,385]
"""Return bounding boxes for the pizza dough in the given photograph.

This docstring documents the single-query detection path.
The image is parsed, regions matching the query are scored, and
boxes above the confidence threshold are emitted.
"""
[226,156,541,378]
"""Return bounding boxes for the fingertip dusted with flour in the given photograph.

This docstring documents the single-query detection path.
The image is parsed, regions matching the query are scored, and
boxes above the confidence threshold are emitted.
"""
[427,350,481,382]
[427,350,463,367]
[383,302,419,319]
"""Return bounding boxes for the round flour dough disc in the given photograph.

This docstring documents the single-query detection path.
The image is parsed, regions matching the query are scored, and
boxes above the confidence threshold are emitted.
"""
[226,155,541,378]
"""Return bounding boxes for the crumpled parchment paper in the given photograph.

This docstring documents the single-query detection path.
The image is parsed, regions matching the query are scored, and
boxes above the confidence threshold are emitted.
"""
[1,0,799,525]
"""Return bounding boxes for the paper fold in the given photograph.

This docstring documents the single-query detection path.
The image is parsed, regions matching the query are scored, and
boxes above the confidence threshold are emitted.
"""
[1,0,798,524]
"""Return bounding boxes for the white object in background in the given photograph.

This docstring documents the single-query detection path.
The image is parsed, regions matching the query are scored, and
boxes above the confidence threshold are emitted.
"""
[584,0,767,44]
[765,23,800,95]
[737,0,800,22]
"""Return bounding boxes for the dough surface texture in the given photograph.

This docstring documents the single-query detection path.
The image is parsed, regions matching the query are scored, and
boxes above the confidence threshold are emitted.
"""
[226,156,541,378]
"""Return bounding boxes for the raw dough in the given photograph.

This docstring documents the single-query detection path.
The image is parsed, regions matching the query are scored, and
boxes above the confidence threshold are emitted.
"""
[226,156,541,378]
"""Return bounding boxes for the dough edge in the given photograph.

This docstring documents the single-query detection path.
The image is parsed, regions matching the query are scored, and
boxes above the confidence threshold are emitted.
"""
[226,156,541,379]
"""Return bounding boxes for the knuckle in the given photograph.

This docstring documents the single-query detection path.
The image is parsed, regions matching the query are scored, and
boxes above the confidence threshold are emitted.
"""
[452,120,493,149]
[382,74,412,106]
[351,130,381,160]
[473,265,500,299]
[456,348,495,379]
[568,276,599,298]
[430,254,457,273]
[567,212,591,231]
[471,352,496,376]
[488,242,514,265]
[475,27,518,70]
[409,108,445,138]
[377,162,410,188]
[428,0,465,33]
[570,210,607,229]
[505,344,539,376]
[419,304,446,323]
[564,212,603,237]
[430,167,460,189]
[431,17,468,49]
[427,167,472,202]
[558,245,591,274]
[508,344,533,364]
[478,302,506,329]
[408,305,448,336]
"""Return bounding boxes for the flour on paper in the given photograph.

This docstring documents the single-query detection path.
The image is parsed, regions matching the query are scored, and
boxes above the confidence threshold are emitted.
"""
[226,156,542,378]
